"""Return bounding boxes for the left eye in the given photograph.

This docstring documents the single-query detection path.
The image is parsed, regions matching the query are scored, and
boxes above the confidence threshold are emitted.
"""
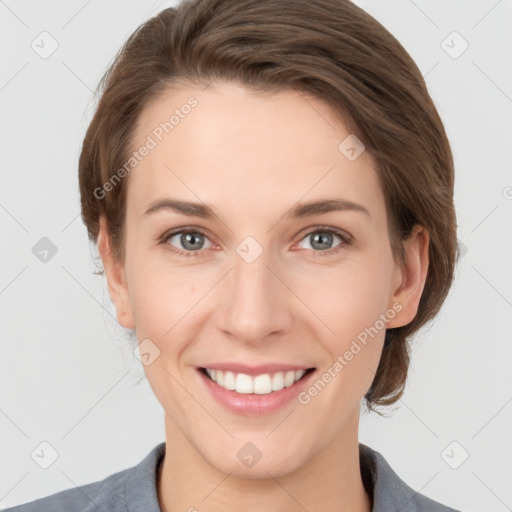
[296,229,346,253]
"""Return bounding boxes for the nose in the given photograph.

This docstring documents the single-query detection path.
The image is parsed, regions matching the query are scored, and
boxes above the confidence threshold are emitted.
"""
[216,245,293,345]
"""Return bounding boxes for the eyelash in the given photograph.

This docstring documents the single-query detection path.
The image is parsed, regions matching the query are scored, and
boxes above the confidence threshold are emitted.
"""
[158,226,352,259]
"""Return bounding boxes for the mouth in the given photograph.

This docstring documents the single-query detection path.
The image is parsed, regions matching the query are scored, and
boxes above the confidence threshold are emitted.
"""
[198,366,316,395]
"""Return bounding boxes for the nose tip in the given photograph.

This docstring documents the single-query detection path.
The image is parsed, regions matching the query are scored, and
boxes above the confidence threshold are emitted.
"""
[216,251,292,344]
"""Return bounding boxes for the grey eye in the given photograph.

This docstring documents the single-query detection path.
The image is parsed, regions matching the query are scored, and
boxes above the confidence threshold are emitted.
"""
[298,231,343,251]
[167,231,212,252]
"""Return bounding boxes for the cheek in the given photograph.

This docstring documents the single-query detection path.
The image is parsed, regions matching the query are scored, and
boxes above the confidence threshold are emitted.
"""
[124,241,198,331]
[301,253,394,340]
[126,266,198,412]
[304,269,390,409]
[297,254,394,406]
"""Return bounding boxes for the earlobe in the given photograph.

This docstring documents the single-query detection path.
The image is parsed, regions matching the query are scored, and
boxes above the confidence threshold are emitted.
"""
[386,224,429,329]
[97,217,135,330]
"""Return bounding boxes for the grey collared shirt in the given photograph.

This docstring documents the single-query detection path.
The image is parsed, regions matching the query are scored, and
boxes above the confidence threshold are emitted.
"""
[2,442,462,511]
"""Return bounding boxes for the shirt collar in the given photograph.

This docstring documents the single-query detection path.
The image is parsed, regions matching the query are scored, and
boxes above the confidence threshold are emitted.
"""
[126,441,165,512]
[360,442,443,511]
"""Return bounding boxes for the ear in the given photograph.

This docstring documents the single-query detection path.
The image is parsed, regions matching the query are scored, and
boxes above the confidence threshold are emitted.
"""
[97,216,135,330]
[386,224,429,329]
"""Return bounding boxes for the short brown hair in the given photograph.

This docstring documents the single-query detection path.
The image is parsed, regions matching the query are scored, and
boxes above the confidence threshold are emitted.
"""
[78,0,459,414]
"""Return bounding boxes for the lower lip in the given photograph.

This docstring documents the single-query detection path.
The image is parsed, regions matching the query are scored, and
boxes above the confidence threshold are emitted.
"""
[197,368,316,416]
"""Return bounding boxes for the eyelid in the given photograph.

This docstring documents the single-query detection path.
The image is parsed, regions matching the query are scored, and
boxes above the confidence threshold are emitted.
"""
[159,226,216,253]
[292,226,352,254]
[296,225,352,244]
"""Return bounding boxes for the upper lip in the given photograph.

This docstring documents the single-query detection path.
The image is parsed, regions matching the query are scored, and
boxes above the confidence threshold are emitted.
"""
[198,363,315,376]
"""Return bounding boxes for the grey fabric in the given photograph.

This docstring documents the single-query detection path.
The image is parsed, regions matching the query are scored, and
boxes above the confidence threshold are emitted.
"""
[3,442,462,511]
[359,444,462,511]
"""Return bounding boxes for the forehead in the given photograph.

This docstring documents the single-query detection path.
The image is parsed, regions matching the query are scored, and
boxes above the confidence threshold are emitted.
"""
[126,81,384,221]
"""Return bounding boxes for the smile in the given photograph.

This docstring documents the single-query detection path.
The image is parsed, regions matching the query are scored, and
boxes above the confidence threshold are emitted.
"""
[202,367,314,395]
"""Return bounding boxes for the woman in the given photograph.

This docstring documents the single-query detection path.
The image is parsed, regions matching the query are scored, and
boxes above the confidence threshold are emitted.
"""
[4,0,462,510]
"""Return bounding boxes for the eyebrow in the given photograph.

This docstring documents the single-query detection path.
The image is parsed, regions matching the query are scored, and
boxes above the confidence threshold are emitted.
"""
[142,197,370,219]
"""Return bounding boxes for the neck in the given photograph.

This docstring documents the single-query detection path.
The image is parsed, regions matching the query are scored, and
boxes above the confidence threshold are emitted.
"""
[157,410,371,512]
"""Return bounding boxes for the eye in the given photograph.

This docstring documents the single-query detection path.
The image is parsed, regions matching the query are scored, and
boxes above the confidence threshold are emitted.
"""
[296,227,351,256]
[160,229,213,258]
[159,226,352,258]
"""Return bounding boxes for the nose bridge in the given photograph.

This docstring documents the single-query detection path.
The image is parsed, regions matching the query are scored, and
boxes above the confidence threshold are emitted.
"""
[218,240,291,342]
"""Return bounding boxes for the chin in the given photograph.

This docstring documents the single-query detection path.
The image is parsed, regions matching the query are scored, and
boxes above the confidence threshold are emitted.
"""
[201,441,305,479]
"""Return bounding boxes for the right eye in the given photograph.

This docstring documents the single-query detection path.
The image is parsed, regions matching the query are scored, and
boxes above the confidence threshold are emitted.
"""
[160,228,214,258]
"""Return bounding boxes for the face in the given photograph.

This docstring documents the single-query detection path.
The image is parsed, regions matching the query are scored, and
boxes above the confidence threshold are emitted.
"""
[99,81,427,478]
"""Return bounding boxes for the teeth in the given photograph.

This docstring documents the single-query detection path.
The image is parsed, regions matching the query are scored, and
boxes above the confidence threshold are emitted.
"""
[236,373,254,394]
[204,368,307,395]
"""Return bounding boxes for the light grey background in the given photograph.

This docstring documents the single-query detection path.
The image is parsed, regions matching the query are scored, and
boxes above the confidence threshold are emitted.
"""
[1,1,511,510]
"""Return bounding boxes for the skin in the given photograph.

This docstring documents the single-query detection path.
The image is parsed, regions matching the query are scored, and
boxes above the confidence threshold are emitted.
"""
[98,81,429,512]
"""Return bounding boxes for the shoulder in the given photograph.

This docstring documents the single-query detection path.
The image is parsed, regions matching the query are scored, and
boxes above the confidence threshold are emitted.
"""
[1,470,129,512]
[2,442,166,512]
[359,443,464,512]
